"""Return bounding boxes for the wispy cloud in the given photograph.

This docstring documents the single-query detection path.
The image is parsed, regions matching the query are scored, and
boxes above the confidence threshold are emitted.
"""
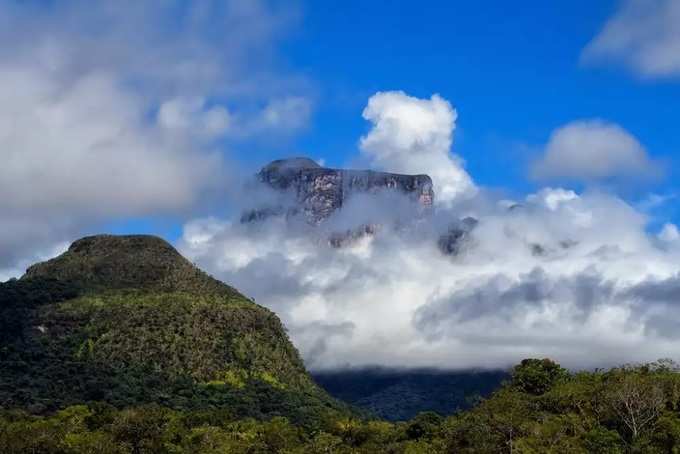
[582,0,680,78]
[0,0,309,277]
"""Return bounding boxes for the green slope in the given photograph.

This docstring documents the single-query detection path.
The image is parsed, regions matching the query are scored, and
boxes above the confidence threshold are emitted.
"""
[0,235,348,427]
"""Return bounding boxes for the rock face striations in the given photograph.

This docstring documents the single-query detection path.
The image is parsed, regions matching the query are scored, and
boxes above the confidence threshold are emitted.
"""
[245,157,434,225]
[243,157,481,254]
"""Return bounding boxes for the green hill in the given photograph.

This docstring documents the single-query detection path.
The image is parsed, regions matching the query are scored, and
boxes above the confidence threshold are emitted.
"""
[7,235,680,453]
[0,235,347,427]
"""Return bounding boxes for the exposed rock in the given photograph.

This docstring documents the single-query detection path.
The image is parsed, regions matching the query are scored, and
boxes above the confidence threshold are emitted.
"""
[245,157,434,225]
[328,224,380,248]
[244,158,480,255]
[438,217,478,255]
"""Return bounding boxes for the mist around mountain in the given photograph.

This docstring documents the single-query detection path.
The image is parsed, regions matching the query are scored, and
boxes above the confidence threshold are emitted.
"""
[183,153,680,379]
[1,153,678,454]
[4,235,680,452]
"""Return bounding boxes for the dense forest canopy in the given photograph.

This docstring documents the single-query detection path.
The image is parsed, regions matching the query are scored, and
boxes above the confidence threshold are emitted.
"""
[4,358,680,453]
[4,236,680,453]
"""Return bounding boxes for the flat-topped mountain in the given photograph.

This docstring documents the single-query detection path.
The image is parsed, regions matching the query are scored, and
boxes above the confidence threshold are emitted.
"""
[246,157,434,224]
[245,157,481,255]
[1,234,348,425]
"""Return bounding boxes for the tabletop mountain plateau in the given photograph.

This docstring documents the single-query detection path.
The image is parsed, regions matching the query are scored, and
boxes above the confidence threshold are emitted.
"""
[243,157,475,254]
[243,157,434,225]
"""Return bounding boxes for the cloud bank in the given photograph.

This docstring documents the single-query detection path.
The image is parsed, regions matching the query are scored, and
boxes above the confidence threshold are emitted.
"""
[583,0,680,78]
[0,0,308,277]
[179,92,680,372]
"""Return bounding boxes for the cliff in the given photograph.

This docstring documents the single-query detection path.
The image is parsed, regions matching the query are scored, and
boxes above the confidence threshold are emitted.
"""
[245,157,434,225]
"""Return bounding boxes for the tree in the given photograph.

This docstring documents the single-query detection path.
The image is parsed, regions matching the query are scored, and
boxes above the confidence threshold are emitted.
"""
[583,426,624,454]
[511,358,569,395]
[607,372,665,442]
[406,412,443,440]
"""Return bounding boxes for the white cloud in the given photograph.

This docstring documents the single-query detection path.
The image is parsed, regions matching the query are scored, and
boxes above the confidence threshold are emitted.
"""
[178,95,680,371]
[582,0,680,78]
[526,188,579,211]
[360,91,476,206]
[638,193,677,212]
[531,120,660,182]
[259,96,312,131]
[659,223,680,242]
[0,70,222,217]
[0,0,310,279]
[180,185,680,371]
[158,97,231,140]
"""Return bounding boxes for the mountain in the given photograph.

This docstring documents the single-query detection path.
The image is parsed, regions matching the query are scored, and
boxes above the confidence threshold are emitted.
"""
[243,157,434,225]
[0,235,348,426]
[4,238,675,452]
[243,157,480,254]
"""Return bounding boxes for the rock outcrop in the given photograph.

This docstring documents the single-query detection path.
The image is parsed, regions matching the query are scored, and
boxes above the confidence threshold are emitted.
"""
[438,217,478,255]
[245,157,434,225]
[244,157,478,255]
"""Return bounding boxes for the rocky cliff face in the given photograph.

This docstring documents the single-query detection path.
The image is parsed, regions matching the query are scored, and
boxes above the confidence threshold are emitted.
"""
[243,157,477,255]
[245,157,434,225]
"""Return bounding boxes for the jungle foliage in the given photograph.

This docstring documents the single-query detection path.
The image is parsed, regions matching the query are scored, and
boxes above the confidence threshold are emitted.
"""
[0,236,349,428]
[5,235,680,452]
[4,359,680,453]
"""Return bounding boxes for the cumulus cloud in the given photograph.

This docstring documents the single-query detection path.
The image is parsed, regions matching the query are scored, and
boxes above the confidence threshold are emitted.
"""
[176,92,680,371]
[0,0,309,278]
[659,223,680,243]
[360,91,476,206]
[0,71,222,216]
[582,0,680,78]
[180,169,680,371]
[531,120,660,183]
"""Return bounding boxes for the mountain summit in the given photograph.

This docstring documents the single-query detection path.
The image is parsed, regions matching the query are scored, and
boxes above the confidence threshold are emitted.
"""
[1,234,347,424]
[245,157,478,254]
[245,157,434,225]
[23,234,236,296]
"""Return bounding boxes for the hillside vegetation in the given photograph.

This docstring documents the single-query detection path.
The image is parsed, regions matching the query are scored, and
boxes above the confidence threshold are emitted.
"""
[4,235,680,453]
[0,235,348,428]
[4,359,680,453]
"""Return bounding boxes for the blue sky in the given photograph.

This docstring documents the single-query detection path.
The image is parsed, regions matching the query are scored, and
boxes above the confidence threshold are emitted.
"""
[3,0,680,272]
[165,1,680,238]
[5,0,680,369]
[291,0,678,192]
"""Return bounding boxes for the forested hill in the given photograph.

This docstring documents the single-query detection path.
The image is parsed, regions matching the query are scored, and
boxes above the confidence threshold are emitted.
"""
[3,357,680,452]
[0,234,349,427]
[4,235,680,453]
